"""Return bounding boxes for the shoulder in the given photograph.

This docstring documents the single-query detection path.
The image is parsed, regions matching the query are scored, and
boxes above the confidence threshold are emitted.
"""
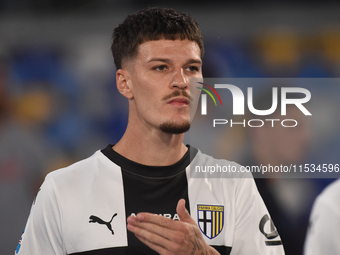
[189,149,258,204]
[190,149,253,179]
[313,179,340,214]
[190,148,265,210]
[45,150,117,189]
[304,180,340,255]
[318,178,340,199]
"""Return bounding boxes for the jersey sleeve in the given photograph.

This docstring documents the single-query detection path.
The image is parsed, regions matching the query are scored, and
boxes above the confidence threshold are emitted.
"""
[304,193,340,255]
[230,177,285,255]
[15,174,66,255]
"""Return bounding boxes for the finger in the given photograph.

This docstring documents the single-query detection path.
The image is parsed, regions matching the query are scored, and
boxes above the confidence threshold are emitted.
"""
[127,215,183,241]
[132,212,181,231]
[176,199,196,225]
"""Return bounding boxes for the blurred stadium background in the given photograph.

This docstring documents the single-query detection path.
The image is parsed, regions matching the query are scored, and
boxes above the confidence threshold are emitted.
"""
[1,1,340,254]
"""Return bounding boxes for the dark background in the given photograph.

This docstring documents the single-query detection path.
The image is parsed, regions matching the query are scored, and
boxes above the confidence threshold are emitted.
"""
[1,1,340,254]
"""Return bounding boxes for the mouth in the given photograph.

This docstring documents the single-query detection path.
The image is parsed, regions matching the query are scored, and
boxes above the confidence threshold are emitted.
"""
[167,97,190,107]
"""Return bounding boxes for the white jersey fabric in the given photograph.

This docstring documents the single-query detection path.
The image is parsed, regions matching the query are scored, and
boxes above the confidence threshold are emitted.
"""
[15,145,284,255]
[304,178,340,255]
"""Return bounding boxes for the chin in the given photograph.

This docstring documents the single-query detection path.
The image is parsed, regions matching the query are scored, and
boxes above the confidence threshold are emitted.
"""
[159,121,191,134]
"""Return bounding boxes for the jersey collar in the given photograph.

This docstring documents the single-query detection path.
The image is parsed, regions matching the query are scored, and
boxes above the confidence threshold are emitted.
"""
[101,144,198,178]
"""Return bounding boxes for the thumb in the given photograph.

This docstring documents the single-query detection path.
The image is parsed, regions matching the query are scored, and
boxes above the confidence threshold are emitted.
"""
[176,199,195,224]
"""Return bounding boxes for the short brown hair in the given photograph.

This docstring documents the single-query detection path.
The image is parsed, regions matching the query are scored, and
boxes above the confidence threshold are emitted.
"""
[111,7,204,69]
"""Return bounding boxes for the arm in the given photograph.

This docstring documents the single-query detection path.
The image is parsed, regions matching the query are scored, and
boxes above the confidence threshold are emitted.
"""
[15,175,65,255]
[127,199,220,255]
[231,177,285,255]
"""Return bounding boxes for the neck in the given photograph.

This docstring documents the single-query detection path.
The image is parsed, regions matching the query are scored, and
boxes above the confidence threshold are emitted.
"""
[113,122,188,166]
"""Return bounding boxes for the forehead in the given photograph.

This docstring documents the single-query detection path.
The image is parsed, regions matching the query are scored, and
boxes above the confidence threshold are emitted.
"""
[136,39,202,62]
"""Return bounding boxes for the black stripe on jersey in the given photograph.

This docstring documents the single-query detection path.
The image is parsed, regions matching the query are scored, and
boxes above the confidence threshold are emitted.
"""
[69,245,231,255]
[214,245,232,254]
[122,166,190,252]
[102,145,198,253]
[69,246,157,255]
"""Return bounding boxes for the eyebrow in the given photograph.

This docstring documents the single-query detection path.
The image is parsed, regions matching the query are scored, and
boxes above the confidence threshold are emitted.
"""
[147,58,202,65]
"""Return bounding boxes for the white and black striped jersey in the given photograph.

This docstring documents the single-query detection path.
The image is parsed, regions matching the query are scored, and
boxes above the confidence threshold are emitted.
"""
[15,145,284,255]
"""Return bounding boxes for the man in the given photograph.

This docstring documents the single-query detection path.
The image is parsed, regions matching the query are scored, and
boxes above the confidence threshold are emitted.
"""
[16,7,284,255]
[304,178,340,255]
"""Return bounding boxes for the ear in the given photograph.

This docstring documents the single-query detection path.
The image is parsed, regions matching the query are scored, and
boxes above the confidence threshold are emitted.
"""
[116,69,134,99]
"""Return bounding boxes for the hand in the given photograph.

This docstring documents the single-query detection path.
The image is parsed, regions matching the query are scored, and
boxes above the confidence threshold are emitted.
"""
[126,199,219,255]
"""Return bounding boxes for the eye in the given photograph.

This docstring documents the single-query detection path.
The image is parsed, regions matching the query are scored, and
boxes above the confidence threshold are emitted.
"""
[153,65,168,71]
[186,66,199,72]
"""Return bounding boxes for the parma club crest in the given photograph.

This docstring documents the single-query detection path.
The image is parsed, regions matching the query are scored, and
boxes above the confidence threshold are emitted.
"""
[197,205,224,239]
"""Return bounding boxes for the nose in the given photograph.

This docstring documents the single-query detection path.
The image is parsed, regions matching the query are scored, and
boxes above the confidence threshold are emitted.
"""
[170,69,188,89]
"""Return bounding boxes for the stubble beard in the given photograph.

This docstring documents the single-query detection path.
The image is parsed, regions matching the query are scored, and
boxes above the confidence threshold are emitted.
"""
[159,121,191,134]
[160,90,192,134]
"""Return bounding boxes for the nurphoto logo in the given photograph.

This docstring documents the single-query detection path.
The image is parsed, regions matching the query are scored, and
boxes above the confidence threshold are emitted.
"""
[196,82,222,115]
[196,80,312,128]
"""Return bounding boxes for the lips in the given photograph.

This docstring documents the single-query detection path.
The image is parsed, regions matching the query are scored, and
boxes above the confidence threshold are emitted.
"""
[168,97,190,106]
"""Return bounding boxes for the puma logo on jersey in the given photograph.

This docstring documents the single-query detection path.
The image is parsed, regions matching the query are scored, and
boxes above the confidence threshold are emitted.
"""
[89,213,117,235]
